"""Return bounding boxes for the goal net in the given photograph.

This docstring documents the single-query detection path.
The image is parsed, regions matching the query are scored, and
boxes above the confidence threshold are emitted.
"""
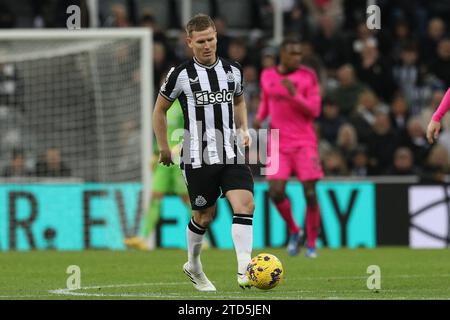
[0,30,153,250]
[0,29,152,183]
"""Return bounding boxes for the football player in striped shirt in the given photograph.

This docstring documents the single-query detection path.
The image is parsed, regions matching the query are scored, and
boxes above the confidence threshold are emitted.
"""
[152,14,255,291]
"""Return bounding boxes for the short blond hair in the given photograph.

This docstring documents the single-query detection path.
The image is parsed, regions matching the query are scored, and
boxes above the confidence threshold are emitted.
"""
[186,14,216,36]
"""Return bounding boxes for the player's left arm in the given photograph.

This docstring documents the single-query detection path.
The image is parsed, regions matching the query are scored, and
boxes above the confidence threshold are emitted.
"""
[254,70,269,129]
[282,73,321,118]
[234,94,251,147]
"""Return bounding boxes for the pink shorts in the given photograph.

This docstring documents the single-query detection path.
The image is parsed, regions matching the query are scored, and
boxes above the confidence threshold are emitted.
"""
[266,144,324,182]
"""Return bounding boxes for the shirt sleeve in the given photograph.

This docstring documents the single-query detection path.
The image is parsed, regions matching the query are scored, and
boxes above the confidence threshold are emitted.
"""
[233,63,244,97]
[159,66,182,102]
[432,88,450,122]
[288,71,321,118]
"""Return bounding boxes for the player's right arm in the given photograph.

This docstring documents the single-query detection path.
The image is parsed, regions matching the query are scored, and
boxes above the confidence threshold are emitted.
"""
[153,66,183,165]
[153,95,174,166]
[427,88,450,144]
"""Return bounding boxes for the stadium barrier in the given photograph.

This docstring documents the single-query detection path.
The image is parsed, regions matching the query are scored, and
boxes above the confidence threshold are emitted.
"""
[1,180,447,251]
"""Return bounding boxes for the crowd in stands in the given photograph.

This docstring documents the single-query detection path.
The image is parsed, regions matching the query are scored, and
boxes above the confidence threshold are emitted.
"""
[1,147,71,178]
[1,0,450,180]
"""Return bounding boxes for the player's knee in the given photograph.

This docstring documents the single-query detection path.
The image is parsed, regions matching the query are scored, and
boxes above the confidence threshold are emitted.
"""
[305,189,317,207]
[233,198,255,215]
[194,209,216,228]
[269,187,285,203]
[244,199,255,214]
[194,215,213,228]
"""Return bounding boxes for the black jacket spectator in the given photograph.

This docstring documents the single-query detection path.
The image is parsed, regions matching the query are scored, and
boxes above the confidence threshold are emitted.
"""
[385,147,421,175]
[2,149,31,177]
[355,44,397,103]
[35,148,71,177]
[428,39,450,88]
[318,98,346,144]
[367,112,400,174]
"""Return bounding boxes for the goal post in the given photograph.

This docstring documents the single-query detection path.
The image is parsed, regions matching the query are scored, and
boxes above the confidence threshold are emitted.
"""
[0,28,153,221]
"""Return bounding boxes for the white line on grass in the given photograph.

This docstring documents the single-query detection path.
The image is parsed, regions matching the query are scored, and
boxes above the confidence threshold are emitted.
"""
[46,281,450,300]
[0,294,55,298]
[288,274,450,281]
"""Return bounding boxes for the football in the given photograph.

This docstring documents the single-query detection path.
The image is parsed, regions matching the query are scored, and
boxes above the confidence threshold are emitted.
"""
[246,253,284,290]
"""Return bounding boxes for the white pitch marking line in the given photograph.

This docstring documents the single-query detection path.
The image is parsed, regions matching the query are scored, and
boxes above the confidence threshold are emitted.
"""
[45,281,450,299]
[48,282,190,297]
[289,274,450,281]
[0,294,55,298]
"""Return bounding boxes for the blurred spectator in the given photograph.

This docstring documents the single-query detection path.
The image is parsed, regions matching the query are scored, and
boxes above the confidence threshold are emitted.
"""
[214,17,232,59]
[390,19,416,61]
[419,90,449,132]
[260,47,277,70]
[243,65,259,98]
[249,0,273,30]
[313,14,348,71]
[35,148,71,177]
[140,12,171,56]
[303,0,344,32]
[330,64,366,117]
[153,42,172,94]
[2,149,31,177]
[355,42,397,103]
[227,38,252,67]
[342,0,367,31]
[349,145,374,176]
[0,105,24,165]
[336,123,358,167]
[300,40,327,91]
[367,111,400,174]
[385,147,421,175]
[393,42,427,114]
[314,123,333,161]
[30,0,45,28]
[403,117,432,166]
[420,18,446,64]
[322,148,348,176]
[174,32,194,62]
[248,94,261,130]
[421,143,449,183]
[284,1,310,38]
[428,39,450,88]
[389,93,411,141]
[350,22,378,62]
[385,1,428,38]
[244,64,260,127]
[350,89,384,144]
[423,90,450,157]
[117,119,140,174]
[318,97,345,144]
[103,4,131,28]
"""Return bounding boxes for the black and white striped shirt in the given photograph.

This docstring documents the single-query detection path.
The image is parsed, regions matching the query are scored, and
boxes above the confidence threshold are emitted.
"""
[159,57,244,168]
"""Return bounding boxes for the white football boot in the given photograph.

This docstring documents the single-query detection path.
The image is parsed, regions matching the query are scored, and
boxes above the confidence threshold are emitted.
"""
[183,262,216,292]
[237,273,251,289]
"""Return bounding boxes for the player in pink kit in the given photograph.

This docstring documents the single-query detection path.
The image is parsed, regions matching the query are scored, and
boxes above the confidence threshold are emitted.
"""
[254,38,323,257]
[427,88,450,144]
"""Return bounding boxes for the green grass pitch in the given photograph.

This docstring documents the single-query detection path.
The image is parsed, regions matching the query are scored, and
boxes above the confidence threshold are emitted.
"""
[0,248,449,300]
